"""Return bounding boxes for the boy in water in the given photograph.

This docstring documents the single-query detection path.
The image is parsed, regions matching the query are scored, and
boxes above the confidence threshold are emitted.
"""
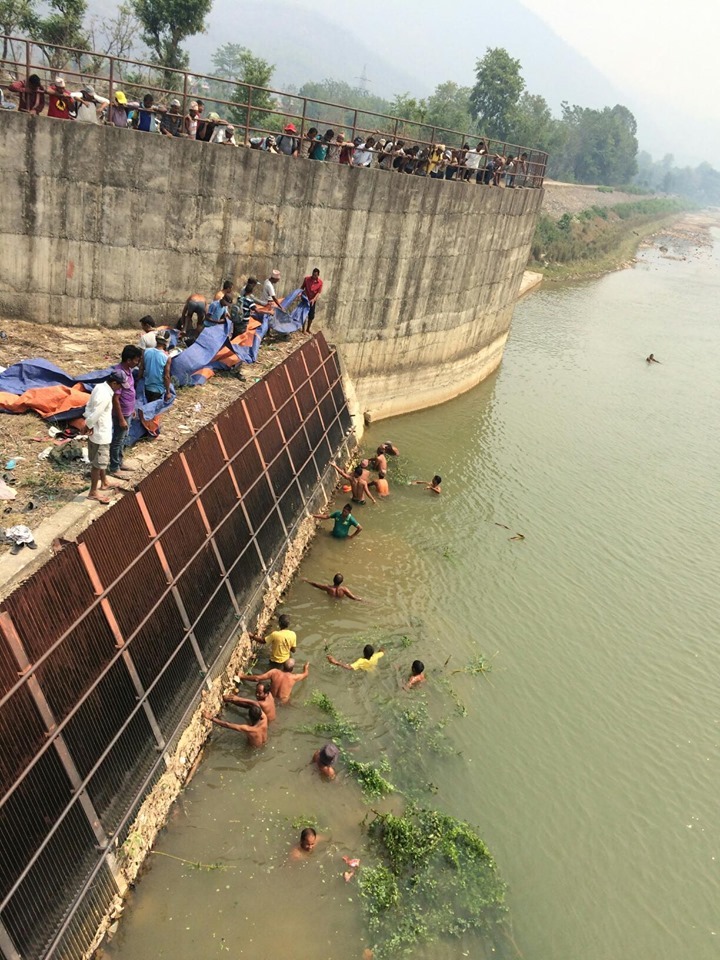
[405,660,426,689]
[413,475,442,495]
[302,573,363,601]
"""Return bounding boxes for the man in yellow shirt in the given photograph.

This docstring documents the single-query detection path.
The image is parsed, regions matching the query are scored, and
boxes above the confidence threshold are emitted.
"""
[250,614,297,668]
[327,644,384,672]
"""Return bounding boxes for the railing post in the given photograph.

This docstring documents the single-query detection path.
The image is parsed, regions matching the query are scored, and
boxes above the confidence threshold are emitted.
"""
[300,96,307,150]
[182,69,188,120]
[108,56,114,114]
[24,37,29,79]
[244,82,251,143]
[351,108,358,142]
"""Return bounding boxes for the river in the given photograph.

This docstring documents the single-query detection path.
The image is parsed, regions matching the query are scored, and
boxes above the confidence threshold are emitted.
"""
[105,227,720,960]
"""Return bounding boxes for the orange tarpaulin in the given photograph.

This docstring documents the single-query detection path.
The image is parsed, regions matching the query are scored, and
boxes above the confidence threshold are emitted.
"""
[0,384,91,417]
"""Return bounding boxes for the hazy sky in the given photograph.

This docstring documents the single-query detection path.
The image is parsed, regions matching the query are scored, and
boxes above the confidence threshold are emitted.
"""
[520,0,716,159]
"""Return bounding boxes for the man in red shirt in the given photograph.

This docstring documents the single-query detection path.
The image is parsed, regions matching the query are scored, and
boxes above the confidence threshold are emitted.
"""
[301,268,323,333]
[9,74,45,114]
[46,77,74,120]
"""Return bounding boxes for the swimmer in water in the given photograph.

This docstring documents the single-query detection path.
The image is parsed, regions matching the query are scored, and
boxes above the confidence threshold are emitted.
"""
[646,353,661,363]
[370,446,388,475]
[381,441,399,456]
[302,573,363,601]
[327,644,384,672]
[312,742,340,780]
[368,471,389,497]
[223,680,276,722]
[413,475,442,495]
[204,702,268,747]
[331,463,376,505]
[290,827,320,859]
[405,659,426,689]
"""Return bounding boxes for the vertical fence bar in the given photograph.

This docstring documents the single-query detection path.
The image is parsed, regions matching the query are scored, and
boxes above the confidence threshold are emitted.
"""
[76,544,166,752]
[108,56,114,111]
[244,82,252,143]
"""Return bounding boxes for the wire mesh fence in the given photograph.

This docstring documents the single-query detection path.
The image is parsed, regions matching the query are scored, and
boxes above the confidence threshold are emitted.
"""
[0,333,352,960]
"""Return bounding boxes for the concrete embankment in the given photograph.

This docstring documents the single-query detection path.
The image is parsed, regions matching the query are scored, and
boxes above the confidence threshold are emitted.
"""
[0,112,543,424]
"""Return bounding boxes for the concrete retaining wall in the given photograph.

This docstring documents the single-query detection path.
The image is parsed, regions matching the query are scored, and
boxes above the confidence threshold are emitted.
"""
[0,112,543,420]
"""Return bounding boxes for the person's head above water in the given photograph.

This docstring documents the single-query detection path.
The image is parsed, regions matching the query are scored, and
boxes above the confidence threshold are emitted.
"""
[300,827,317,851]
[256,681,269,699]
[376,446,385,455]
[282,658,295,672]
[278,613,290,629]
[378,471,386,480]
[248,704,263,724]
[411,660,424,676]
[360,459,369,468]
[363,644,375,660]
[341,503,352,517]
[353,466,364,478]
[432,475,442,486]
[318,742,339,767]
[333,573,344,586]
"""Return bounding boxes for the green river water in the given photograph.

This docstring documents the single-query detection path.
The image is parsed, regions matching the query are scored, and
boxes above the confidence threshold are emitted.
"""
[105,230,720,960]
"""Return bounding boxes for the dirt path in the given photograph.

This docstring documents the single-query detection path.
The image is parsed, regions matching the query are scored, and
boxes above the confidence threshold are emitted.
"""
[541,180,656,219]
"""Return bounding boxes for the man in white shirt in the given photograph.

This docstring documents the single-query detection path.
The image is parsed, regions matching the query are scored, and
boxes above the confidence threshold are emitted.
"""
[71,85,109,123]
[138,315,158,350]
[257,270,284,310]
[84,370,125,504]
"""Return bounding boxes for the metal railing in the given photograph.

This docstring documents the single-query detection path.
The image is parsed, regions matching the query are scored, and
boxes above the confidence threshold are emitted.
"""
[0,34,548,185]
[0,334,353,960]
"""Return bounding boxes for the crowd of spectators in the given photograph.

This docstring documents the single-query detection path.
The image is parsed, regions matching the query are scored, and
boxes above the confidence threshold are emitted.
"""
[1,73,540,186]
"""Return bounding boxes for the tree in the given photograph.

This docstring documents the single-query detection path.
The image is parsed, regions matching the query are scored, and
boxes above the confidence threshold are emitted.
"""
[470,47,525,141]
[425,81,474,138]
[36,0,88,67]
[210,43,277,132]
[131,0,212,87]
[0,0,38,60]
[86,3,143,77]
[558,103,638,185]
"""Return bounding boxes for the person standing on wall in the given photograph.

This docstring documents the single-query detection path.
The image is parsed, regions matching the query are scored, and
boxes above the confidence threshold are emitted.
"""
[83,370,126,504]
[301,268,323,333]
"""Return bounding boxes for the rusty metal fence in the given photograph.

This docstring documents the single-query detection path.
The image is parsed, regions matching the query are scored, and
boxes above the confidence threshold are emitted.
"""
[0,34,549,185]
[0,334,351,960]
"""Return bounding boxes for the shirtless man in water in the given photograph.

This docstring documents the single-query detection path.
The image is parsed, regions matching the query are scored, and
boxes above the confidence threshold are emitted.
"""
[646,353,661,364]
[413,475,442,495]
[223,681,276,722]
[302,573,363,601]
[204,703,268,747]
[290,827,320,860]
[235,659,309,704]
[370,446,388,475]
[332,463,376,505]
[368,471,389,497]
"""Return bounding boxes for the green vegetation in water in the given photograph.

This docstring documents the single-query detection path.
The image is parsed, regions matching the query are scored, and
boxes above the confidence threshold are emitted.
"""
[152,850,233,872]
[359,806,508,958]
[342,751,395,800]
[393,698,455,754]
[465,652,494,676]
[436,676,468,718]
[303,691,359,744]
[289,814,327,831]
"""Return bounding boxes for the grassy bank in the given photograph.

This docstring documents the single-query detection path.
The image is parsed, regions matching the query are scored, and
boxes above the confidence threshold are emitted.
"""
[531,197,694,280]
